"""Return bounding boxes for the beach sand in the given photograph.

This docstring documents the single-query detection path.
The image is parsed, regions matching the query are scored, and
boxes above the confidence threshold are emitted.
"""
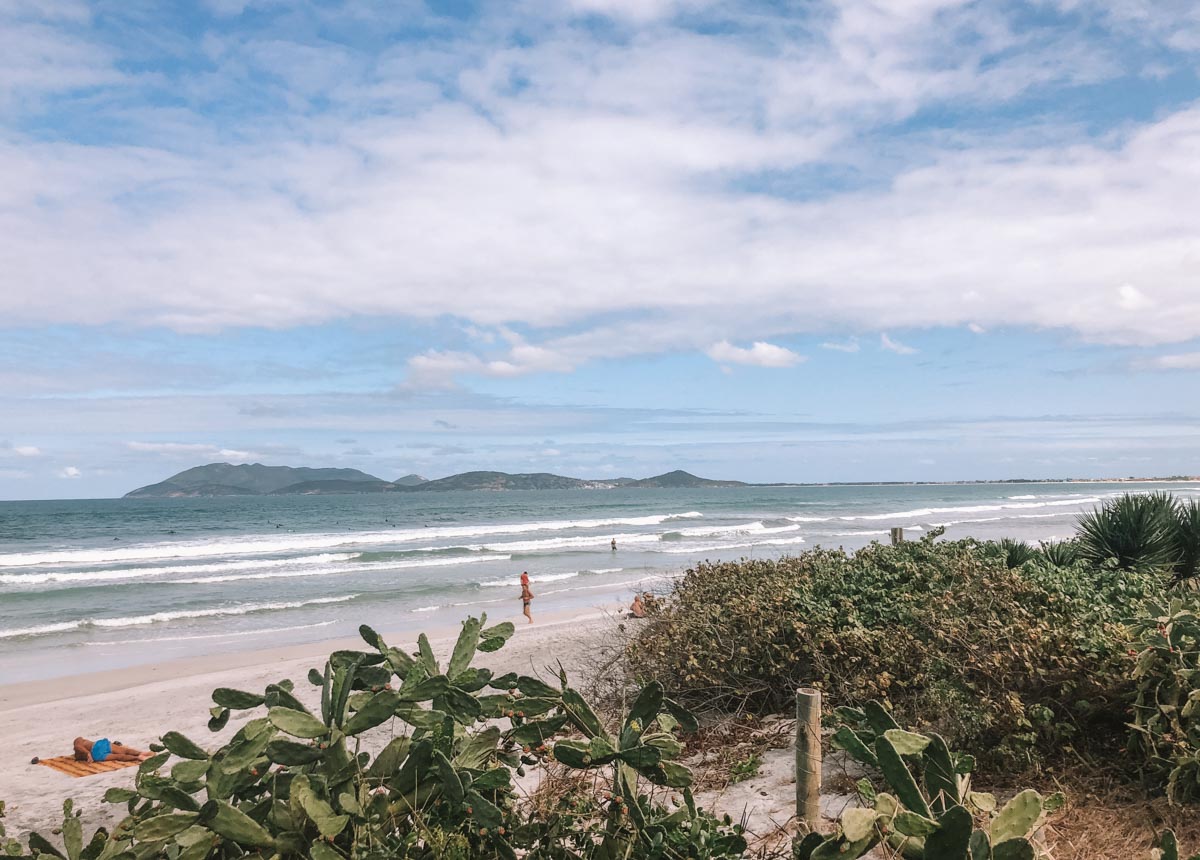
[0,605,625,837]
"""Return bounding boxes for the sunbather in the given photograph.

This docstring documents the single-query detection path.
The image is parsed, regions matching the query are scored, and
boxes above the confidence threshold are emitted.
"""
[71,737,152,763]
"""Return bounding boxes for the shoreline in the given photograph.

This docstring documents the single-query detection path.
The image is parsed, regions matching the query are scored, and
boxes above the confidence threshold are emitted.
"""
[0,605,626,836]
[0,604,620,713]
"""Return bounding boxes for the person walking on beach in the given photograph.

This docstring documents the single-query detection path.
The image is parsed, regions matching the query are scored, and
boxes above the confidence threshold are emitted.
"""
[520,571,534,624]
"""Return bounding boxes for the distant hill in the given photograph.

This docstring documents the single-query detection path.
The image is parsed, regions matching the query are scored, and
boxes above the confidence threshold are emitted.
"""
[124,463,746,497]
[125,463,386,498]
[268,479,394,495]
[623,470,747,489]
[412,471,616,492]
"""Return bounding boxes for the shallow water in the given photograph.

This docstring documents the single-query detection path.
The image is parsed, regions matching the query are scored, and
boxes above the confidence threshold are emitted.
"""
[1,481,1196,683]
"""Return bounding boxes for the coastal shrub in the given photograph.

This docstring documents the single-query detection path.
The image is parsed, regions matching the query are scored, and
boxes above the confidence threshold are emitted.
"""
[1038,538,1079,567]
[5,615,751,860]
[626,531,1161,768]
[999,537,1039,568]
[1077,492,1200,582]
[1176,500,1200,584]
[796,701,1064,859]
[1129,595,1200,803]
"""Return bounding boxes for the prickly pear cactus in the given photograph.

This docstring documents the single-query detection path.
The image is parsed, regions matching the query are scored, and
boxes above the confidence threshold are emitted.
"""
[2,614,748,860]
[796,702,1064,860]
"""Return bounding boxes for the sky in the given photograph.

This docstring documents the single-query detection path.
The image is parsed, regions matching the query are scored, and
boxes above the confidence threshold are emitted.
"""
[2,0,1199,500]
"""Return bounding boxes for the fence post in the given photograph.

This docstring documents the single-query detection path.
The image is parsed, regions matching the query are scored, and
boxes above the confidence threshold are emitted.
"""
[890,527,904,545]
[795,687,822,830]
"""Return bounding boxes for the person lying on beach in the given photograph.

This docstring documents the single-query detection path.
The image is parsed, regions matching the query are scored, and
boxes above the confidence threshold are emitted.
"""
[72,737,152,763]
[520,571,534,624]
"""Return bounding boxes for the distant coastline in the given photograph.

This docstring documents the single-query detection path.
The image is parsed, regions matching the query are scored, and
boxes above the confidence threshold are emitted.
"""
[121,462,1200,499]
[123,464,747,498]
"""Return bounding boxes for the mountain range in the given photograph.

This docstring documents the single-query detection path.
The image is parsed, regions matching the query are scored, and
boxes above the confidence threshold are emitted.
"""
[123,464,746,498]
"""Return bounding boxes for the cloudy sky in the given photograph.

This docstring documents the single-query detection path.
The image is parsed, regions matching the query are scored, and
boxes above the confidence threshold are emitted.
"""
[2,0,1199,499]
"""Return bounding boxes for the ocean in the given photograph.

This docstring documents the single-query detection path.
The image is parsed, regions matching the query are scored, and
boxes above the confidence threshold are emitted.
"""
[2,481,1197,684]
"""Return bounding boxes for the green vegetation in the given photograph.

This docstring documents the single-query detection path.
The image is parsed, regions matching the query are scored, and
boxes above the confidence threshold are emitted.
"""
[798,702,1064,859]
[1129,595,1200,804]
[1,615,747,860]
[12,490,1200,858]
[124,464,393,498]
[727,754,761,784]
[1076,492,1200,583]
[999,537,1039,569]
[628,529,1158,768]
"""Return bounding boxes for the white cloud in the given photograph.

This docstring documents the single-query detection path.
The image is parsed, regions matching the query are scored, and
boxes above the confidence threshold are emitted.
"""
[2,0,1200,360]
[57,465,81,478]
[967,323,986,334]
[821,339,860,353]
[0,440,40,457]
[1146,352,1200,370]
[406,338,574,387]
[1118,284,1152,310]
[706,340,805,368]
[880,333,918,355]
[126,441,256,461]
[566,0,702,21]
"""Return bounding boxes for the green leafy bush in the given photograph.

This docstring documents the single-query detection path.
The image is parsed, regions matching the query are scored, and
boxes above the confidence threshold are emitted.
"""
[4,615,750,860]
[627,531,1160,769]
[797,701,1064,859]
[1130,596,1200,802]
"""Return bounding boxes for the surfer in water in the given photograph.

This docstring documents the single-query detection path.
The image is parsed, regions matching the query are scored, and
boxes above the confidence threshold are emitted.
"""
[520,571,534,624]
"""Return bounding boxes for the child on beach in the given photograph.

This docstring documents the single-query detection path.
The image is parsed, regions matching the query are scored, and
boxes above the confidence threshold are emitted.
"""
[520,571,534,624]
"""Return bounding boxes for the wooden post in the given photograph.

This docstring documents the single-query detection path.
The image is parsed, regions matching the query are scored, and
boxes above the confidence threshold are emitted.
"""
[795,687,822,831]
[890,527,904,545]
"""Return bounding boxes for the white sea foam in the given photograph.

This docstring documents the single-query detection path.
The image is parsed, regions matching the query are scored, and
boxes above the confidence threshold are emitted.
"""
[660,536,807,554]
[538,577,654,598]
[0,512,703,567]
[0,595,357,640]
[841,497,1102,522]
[670,522,801,538]
[933,517,1004,527]
[411,605,442,613]
[460,533,662,554]
[480,571,581,587]
[0,553,357,586]
[180,554,507,584]
[104,621,338,645]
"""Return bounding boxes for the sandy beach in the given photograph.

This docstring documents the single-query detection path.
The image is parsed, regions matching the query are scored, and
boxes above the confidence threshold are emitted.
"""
[0,605,626,838]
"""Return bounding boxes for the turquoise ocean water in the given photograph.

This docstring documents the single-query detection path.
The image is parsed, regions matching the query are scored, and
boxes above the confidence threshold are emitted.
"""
[2,481,1197,684]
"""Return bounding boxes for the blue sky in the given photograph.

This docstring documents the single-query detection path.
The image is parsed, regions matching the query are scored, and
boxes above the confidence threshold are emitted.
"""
[2,0,1199,499]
